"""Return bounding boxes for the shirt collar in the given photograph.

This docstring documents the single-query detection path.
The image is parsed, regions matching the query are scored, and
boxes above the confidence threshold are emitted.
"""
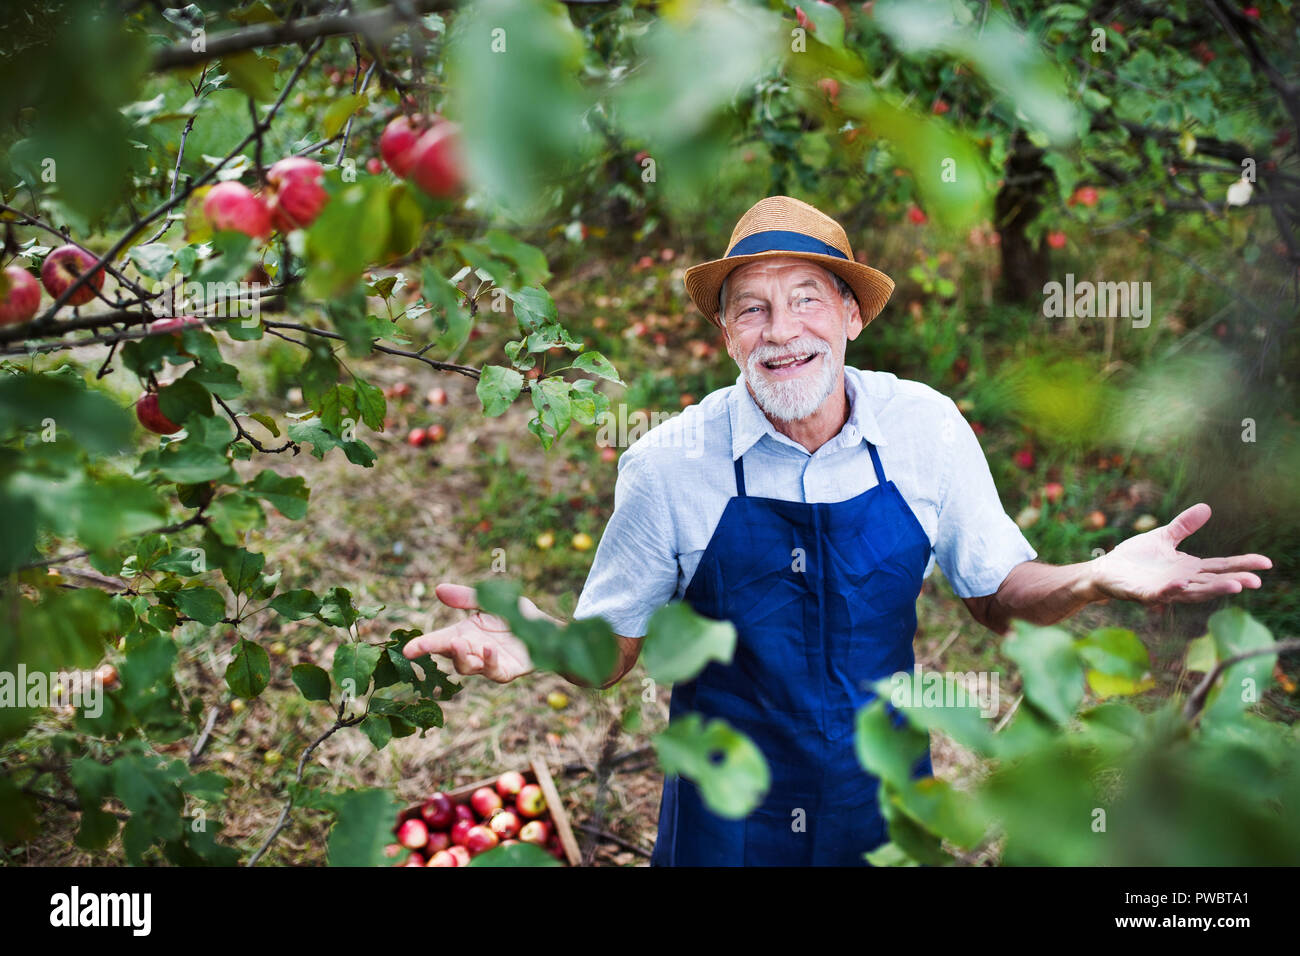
[727,364,888,460]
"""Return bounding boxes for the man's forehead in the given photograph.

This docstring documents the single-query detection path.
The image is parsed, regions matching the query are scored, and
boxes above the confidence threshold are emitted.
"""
[727,258,835,291]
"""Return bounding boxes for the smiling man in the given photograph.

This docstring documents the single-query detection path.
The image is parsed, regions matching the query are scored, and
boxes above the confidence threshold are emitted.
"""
[404,195,1272,867]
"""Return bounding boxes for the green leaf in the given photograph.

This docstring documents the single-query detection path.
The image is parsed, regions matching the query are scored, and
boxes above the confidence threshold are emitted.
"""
[270,589,323,620]
[326,788,401,866]
[447,0,597,216]
[127,242,176,280]
[352,376,386,431]
[642,602,736,684]
[222,51,279,101]
[246,470,309,519]
[653,713,770,819]
[0,372,132,456]
[1002,622,1085,725]
[530,376,572,444]
[291,663,332,702]
[469,842,562,867]
[332,642,382,698]
[855,698,930,786]
[572,350,623,384]
[505,286,557,332]
[476,365,524,417]
[317,586,359,628]
[172,586,227,625]
[359,714,392,749]
[322,92,368,138]
[1201,608,1276,729]
[225,638,271,698]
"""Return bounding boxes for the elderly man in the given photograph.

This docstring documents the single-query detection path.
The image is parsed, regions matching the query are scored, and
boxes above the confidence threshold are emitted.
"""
[404,196,1272,866]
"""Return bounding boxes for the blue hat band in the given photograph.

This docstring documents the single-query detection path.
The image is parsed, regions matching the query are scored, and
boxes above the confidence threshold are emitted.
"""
[726,229,849,261]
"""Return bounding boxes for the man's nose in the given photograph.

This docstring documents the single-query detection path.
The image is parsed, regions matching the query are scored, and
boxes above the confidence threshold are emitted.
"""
[764,298,802,345]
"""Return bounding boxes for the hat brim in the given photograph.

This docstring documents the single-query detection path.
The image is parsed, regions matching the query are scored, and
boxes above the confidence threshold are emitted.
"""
[684,251,895,329]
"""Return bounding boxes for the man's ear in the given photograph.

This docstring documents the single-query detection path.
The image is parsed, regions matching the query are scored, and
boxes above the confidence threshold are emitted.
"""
[845,296,864,342]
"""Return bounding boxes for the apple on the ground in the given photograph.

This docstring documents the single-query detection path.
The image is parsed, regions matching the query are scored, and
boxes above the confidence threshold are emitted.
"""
[427,849,457,867]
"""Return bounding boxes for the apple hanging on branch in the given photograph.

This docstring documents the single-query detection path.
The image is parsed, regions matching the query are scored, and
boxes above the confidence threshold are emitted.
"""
[265,157,328,233]
[0,265,42,326]
[202,181,272,240]
[41,245,105,306]
[136,390,182,435]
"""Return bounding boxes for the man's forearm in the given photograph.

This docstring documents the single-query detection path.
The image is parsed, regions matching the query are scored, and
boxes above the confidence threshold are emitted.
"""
[982,559,1104,633]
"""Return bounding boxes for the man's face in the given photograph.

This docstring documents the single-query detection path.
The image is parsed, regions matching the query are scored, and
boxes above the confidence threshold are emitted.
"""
[720,257,863,422]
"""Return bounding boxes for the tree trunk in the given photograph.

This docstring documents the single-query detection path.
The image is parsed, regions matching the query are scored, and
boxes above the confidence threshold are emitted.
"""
[995,130,1052,304]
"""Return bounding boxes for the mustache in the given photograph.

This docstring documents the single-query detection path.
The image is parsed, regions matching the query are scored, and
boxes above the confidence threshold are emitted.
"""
[747,337,832,367]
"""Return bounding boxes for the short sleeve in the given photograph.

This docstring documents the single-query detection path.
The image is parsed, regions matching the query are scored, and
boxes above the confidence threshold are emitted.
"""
[932,398,1037,598]
[571,449,679,637]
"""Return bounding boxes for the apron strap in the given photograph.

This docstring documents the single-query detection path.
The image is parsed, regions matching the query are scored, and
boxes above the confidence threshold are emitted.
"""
[867,441,887,487]
[733,454,747,497]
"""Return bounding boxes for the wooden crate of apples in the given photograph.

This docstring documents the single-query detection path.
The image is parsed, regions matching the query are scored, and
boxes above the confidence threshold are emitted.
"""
[392,756,581,867]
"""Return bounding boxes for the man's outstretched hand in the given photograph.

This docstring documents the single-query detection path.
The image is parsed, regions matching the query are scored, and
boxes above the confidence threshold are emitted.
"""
[401,582,552,683]
[1092,503,1272,608]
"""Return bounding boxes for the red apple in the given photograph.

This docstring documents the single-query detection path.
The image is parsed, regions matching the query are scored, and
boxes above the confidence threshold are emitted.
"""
[266,156,328,233]
[600,446,617,464]
[406,427,428,448]
[817,77,839,104]
[95,664,120,690]
[1047,230,1067,250]
[450,818,474,846]
[447,845,471,866]
[396,817,429,850]
[366,157,383,175]
[427,849,458,867]
[464,824,499,855]
[421,792,455,829]
[136,391,182,435]
[402,853,425,867]
[495,771,526,799]
[425,423,446,443]
[1043,482,1064,505]
[384,843,402,858]
[1013,446,1036,470]
[516,783,546,819]
[0,265,41,325]
[41,245,105,306]
[408,122,462,199]
[453,803,475,824]
[425,829,450,853]
[906,205,927,225]
[519,819,550,845]
[1067,185,1099,208]
[427,387,448,406]
[489,810,520,840]
[470,786,502,819]
[1084,510,1107,530]
[203,181,271,239]
[380,114,436,178]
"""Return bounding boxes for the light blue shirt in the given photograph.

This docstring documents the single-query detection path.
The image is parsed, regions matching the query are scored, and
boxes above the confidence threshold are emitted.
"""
[573,365,1037,638]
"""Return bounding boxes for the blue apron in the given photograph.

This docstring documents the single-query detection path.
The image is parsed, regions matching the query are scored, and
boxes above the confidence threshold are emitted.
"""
[651,437,933,866]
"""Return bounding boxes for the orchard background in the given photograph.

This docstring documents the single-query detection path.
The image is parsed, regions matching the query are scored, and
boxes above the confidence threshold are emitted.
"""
[1,0,1298,867]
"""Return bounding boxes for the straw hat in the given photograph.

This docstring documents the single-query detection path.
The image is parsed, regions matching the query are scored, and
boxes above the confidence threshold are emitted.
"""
[683,196,894,329]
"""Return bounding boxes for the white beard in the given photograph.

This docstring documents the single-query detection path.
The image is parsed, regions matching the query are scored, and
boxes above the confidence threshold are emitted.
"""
[741,333,843,422]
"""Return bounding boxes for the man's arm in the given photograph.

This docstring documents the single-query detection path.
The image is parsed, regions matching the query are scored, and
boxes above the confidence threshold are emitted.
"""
[961,503,1272,635]
[962,559,1101,635]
